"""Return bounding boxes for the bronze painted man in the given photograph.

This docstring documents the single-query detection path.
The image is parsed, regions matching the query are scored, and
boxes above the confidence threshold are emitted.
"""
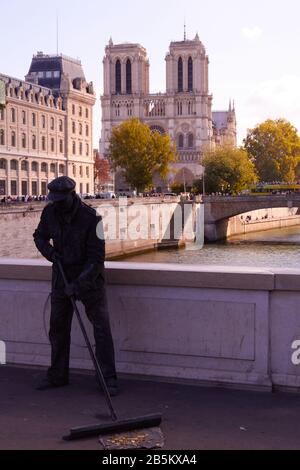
[33,177,118,396]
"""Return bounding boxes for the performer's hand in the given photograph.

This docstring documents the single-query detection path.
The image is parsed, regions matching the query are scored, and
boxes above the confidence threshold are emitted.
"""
[51,251,62,264]
[64,283,77,298]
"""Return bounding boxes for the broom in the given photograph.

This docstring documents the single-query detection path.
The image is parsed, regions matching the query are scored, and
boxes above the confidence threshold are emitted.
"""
[55,260,162,441]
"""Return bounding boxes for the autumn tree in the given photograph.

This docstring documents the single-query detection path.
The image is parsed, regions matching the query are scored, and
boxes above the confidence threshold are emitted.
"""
[244,119,300,182]
[203,145,257,195]
[109,118,176,193]
[94,151,111,191]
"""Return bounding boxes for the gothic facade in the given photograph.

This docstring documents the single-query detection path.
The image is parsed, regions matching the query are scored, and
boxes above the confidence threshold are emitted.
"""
[100,35,237,191]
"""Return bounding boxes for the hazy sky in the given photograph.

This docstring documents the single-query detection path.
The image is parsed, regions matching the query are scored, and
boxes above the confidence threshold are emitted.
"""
[2,0,300,146]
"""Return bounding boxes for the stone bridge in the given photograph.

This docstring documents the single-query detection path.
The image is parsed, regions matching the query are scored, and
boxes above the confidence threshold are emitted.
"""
[203,194,300,241]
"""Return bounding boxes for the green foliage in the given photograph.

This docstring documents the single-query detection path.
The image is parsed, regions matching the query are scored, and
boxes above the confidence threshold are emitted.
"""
[109,118,176,193]
[244,119,300,182]
[203,146,258,195]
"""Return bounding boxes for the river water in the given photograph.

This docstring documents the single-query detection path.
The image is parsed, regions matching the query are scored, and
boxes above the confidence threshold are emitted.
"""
[125,225,300,269]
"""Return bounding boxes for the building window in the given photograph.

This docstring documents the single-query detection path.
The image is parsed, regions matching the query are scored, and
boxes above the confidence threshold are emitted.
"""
[59,164,65,175]
[86,125,89,137]
[59,139,63,153]
[188,133,194,148]
[80,183,83,194]
[188,57,193,92]
[0,129,4,145]
[86,144,89,156]
[41,181,47,196]
[0,159,6,170]
[32,134,36,150]
[32,113,36,127]
[72,141,76,155]
[79,142,83,155]
[72,104,75,115]
[41,163,47,173]
[79,106,82,117]
[11,131,16,147]
[126,59,132,94]
[21,133,26,148]
[0,109,4,120]
[79,123,82,135]
[21,161,28,171]
[86,166,89,177]
[11,180,17,196]
[41,136,46,151]
[11,108,16,123]
[72,122,76,134]
[32,162,38,172]
[21,180,28,196]
[85,108,89,119]
[41,115,46,129]
[22,111,26,125]
[73,165,76,177]
[50,163,56,174]
[50,117,55,130]
[178,57,183,92]
[10,160,17,171]
[32,181,38,196]
[177,134,184,149]
[80,166,83,177]
[86,183,90,194]
[51,138,55,152]
[0,180,6,196]
[59,119,63,132]
[177,102,183,116]
[115,60,121,94]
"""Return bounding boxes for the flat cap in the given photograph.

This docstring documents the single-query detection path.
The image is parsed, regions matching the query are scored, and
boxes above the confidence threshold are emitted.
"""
[47,176,76,202]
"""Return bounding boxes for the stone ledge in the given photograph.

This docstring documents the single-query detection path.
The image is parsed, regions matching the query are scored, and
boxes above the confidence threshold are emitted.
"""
[0,259,277,291]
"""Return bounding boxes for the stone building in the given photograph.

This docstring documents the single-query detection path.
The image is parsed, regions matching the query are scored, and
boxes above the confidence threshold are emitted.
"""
[0,52,95,198]
[100,34,237,191]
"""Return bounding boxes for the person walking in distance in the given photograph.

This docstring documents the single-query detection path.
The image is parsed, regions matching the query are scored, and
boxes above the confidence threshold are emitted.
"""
[33,176,118,396]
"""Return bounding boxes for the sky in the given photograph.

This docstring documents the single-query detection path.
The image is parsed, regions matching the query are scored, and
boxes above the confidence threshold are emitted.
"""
[2,0,300,147]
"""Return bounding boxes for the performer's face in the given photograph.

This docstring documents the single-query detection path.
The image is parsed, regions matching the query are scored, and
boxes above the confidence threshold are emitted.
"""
[54,193,74,213]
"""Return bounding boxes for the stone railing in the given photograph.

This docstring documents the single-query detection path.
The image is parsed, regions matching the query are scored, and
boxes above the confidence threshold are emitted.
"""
[1,260,300,392]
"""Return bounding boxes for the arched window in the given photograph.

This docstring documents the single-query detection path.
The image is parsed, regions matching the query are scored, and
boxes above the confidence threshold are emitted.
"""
[59,139,63,153]
[126,59,132,94]
[21,133,26,148]
[188,133,194,148]
[79,123,82,135]
[31,162,38,172]
[50,117,55,130]
[59,119,63,132]
[10,160,17,170]
[11,108,16,123]
[41,115,46,129]
[86,143,89,156]
[0,159,6,170]
[79,142,83,155]
[0,129,4,146]
[188,57,193,92]
[41,136,46,151]
[50,163,56,173]
[22,111,26,125]
[72,141,76,155]
[11,131,16,147]
[32,113,36,127]
[178,57,183,92]
[115,60,121,94]
[41,163,47,173]
[178,134,184,149]
[32,134,36,150]
[51,138,55,152]
[59,164,65,175]
[21,160,28,171]
[72,122,76,134]
[86,124,89,137]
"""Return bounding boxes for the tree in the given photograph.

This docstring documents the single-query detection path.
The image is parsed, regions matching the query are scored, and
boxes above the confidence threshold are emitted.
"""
[109,118,176,193]
[244,119,300,182]
[203,145,257,195]
[94,151,111,192]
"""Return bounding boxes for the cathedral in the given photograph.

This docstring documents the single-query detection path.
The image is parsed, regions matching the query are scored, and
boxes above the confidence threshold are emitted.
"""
[100,33,237,191]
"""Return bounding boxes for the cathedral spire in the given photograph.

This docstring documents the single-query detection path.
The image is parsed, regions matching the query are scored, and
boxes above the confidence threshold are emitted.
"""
[184,20,187,41]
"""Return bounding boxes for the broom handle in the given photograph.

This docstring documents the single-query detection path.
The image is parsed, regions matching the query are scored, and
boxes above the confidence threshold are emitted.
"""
[56,259,118,422]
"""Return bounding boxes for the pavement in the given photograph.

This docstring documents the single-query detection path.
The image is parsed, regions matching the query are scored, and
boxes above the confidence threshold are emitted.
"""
[1,365,300,450]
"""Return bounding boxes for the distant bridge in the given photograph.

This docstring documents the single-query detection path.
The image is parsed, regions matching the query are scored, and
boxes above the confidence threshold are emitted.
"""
[203,194,300,241]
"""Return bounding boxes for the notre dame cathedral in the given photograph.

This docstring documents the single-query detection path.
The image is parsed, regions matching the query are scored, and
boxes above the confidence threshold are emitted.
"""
[100,33,237,191]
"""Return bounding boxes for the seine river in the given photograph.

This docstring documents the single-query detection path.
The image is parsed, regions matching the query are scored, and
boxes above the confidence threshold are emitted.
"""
[125,225,300,269]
